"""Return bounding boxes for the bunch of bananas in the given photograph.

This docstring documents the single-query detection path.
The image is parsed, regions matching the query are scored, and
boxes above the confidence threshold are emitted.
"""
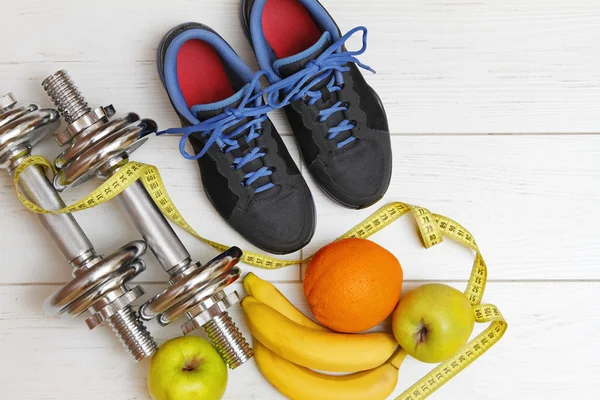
[241,273,406,400]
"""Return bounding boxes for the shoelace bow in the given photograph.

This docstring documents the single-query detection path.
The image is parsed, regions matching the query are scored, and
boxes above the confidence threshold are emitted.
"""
[159,73,276,193]
[261,26,375,149]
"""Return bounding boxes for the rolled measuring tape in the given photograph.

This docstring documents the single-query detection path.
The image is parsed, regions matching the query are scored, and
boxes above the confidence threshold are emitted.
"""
[13,155,507,399]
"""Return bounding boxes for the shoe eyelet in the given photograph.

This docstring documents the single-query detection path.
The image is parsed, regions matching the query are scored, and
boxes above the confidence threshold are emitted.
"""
[342,102,350,108]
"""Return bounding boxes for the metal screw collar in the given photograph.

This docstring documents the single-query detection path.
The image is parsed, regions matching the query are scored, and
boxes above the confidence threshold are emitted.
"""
[0,93,17,111]
[44,240,157,361]
[140,247,253,368]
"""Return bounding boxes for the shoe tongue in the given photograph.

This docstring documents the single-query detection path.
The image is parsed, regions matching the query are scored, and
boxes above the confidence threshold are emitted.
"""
[274,31,353,150]
[190,85,273,192]
[274,32,333,78]
[190,85,250,153]
[191,86,246,122]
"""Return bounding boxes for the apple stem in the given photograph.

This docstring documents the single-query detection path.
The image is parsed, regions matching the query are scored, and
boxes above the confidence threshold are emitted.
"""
[182,355,204,372]
[416,321,428,345]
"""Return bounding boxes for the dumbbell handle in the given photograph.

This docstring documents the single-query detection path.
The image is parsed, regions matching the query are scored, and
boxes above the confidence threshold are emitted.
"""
[116,178,191,275]
[10,155,96,268]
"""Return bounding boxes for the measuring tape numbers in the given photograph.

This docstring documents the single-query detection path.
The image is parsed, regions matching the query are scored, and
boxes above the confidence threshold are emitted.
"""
[13,155,507,400]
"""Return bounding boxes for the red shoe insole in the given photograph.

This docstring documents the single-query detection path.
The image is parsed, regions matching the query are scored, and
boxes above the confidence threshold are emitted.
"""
[177,40,235,107]
[262,0,323,59]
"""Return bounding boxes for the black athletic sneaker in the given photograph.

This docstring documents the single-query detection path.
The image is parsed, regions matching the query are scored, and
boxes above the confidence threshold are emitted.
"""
[241,0,392,209]
[157,23,315,254]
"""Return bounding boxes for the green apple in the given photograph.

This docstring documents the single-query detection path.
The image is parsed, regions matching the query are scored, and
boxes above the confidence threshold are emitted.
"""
[392,283,475,363]
[148,336,228,400]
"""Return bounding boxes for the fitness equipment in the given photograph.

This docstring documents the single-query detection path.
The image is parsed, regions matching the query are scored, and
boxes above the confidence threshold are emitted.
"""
[42,70,253,369]
[0,93,156,361]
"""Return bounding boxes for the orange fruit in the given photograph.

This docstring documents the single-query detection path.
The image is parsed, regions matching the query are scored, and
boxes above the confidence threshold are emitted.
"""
[304,238,403,333]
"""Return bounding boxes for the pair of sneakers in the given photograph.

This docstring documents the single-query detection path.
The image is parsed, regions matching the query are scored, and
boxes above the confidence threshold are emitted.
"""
[158,0,392,255]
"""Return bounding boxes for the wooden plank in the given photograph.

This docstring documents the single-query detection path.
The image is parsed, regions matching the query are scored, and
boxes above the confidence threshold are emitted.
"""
[0,281,597,399]
[1,135,598,283]
[2,0,600,134]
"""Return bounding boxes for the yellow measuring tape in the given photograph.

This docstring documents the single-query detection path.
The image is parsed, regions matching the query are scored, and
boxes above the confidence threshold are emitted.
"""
[14,155,506,399]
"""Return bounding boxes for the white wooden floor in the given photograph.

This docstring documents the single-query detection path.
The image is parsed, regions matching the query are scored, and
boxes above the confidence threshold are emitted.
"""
[1,1,599,399]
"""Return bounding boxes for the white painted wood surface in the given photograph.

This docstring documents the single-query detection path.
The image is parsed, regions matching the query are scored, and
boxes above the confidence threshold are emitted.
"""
[1,0,599,399]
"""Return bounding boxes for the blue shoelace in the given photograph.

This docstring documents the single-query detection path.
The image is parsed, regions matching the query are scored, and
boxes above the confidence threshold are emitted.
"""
[261,26,375,149]
[159,27,373,192]
[159,73,275,193]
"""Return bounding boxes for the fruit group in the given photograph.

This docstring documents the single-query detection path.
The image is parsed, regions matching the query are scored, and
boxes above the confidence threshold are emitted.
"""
[241,296,397,372]
[254,341,407,400]
[148,336,228,400]
[304,238,403,333]
[392,283,475,363]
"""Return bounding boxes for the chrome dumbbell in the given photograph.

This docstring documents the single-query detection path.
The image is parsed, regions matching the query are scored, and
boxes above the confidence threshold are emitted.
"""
[41,70,253,369]
[0,93,157,361]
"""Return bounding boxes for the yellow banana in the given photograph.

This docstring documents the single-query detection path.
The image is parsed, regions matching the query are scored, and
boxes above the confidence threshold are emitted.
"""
[254,340,406,400]
[241,296,398,372]
[243,272,329,332]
